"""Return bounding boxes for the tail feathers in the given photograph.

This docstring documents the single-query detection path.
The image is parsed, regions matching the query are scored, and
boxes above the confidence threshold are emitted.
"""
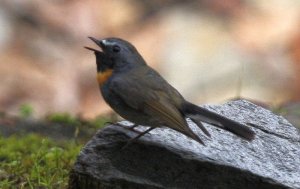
[188,132,205,146]
[182,102,255,141]
[189,117,211,137]
[177,125,205,145]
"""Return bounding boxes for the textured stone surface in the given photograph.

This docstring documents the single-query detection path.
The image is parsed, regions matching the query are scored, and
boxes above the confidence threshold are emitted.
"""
[69,100,300,189]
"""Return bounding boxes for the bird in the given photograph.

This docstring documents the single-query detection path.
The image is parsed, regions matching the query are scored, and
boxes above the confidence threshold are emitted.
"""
[85,37,255,145]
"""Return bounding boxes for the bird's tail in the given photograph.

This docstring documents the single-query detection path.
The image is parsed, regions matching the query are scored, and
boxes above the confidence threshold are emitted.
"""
[182,101,255,141]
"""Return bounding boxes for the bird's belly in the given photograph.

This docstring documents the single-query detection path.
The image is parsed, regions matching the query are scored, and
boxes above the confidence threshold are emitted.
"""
[100,86,161,127]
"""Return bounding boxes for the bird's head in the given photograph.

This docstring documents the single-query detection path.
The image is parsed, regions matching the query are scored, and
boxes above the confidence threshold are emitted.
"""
[85,37,146,74]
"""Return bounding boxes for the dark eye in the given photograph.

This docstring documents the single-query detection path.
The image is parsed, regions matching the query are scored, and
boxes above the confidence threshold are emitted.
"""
[112,45,121,53]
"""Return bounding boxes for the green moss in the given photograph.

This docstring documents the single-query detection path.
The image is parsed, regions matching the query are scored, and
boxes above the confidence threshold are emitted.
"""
[89,116,111,129]
[19,104,34,119]
[46,113,79,125]
[0,134,82,188]
[0,109,111,188]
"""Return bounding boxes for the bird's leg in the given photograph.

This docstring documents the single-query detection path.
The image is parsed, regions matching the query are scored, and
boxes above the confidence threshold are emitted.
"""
[122,127,156,149]
[128,124,139,130]
[120,123,143,134]
[106,121,142,134]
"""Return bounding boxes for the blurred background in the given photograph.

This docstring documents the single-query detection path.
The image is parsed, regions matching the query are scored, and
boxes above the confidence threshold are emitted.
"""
[0,1,300,187]
[0,0,299,123]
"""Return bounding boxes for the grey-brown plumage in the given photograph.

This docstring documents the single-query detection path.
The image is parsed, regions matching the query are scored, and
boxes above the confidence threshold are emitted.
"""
[85,37,255,145]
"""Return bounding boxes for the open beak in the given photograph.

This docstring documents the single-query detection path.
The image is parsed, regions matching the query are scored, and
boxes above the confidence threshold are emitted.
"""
[84,37,104,53]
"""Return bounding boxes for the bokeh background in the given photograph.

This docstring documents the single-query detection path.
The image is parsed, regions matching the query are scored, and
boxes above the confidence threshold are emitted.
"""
[0,1,300,187]
[0,0,299,123]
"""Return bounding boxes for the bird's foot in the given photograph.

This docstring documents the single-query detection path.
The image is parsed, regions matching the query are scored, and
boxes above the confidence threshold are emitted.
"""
[106,122,142,134]
[121,127,156,150]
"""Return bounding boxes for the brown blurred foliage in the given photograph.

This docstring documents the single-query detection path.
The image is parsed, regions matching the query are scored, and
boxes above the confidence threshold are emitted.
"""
[0,0,299,118]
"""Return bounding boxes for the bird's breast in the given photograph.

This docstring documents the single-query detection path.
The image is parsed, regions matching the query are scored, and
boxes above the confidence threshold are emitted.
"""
[97,69,113,86]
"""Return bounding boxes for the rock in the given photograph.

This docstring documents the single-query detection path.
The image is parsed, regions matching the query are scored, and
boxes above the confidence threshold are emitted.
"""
[68,100,300,189]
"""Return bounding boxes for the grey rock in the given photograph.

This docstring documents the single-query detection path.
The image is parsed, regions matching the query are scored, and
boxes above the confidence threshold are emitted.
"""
[69,100,300,189]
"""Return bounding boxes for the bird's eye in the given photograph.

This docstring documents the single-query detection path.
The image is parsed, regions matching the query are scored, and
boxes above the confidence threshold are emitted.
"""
[112,45,121,53]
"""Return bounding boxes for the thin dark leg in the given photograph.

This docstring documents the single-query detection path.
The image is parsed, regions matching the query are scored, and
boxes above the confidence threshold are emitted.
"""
[122,123,142,134]
[106,122,142,134]
[128,124,139,130]
[122,127,156,149]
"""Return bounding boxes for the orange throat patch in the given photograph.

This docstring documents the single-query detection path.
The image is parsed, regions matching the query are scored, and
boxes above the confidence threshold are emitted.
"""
[97,69,113,86]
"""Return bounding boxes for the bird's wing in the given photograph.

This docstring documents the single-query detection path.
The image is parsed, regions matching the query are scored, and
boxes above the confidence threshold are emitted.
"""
[110,66,204,144]
[111,66,183,109]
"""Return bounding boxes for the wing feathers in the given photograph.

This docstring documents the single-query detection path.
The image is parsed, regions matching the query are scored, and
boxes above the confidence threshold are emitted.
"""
[145,100,204,145]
